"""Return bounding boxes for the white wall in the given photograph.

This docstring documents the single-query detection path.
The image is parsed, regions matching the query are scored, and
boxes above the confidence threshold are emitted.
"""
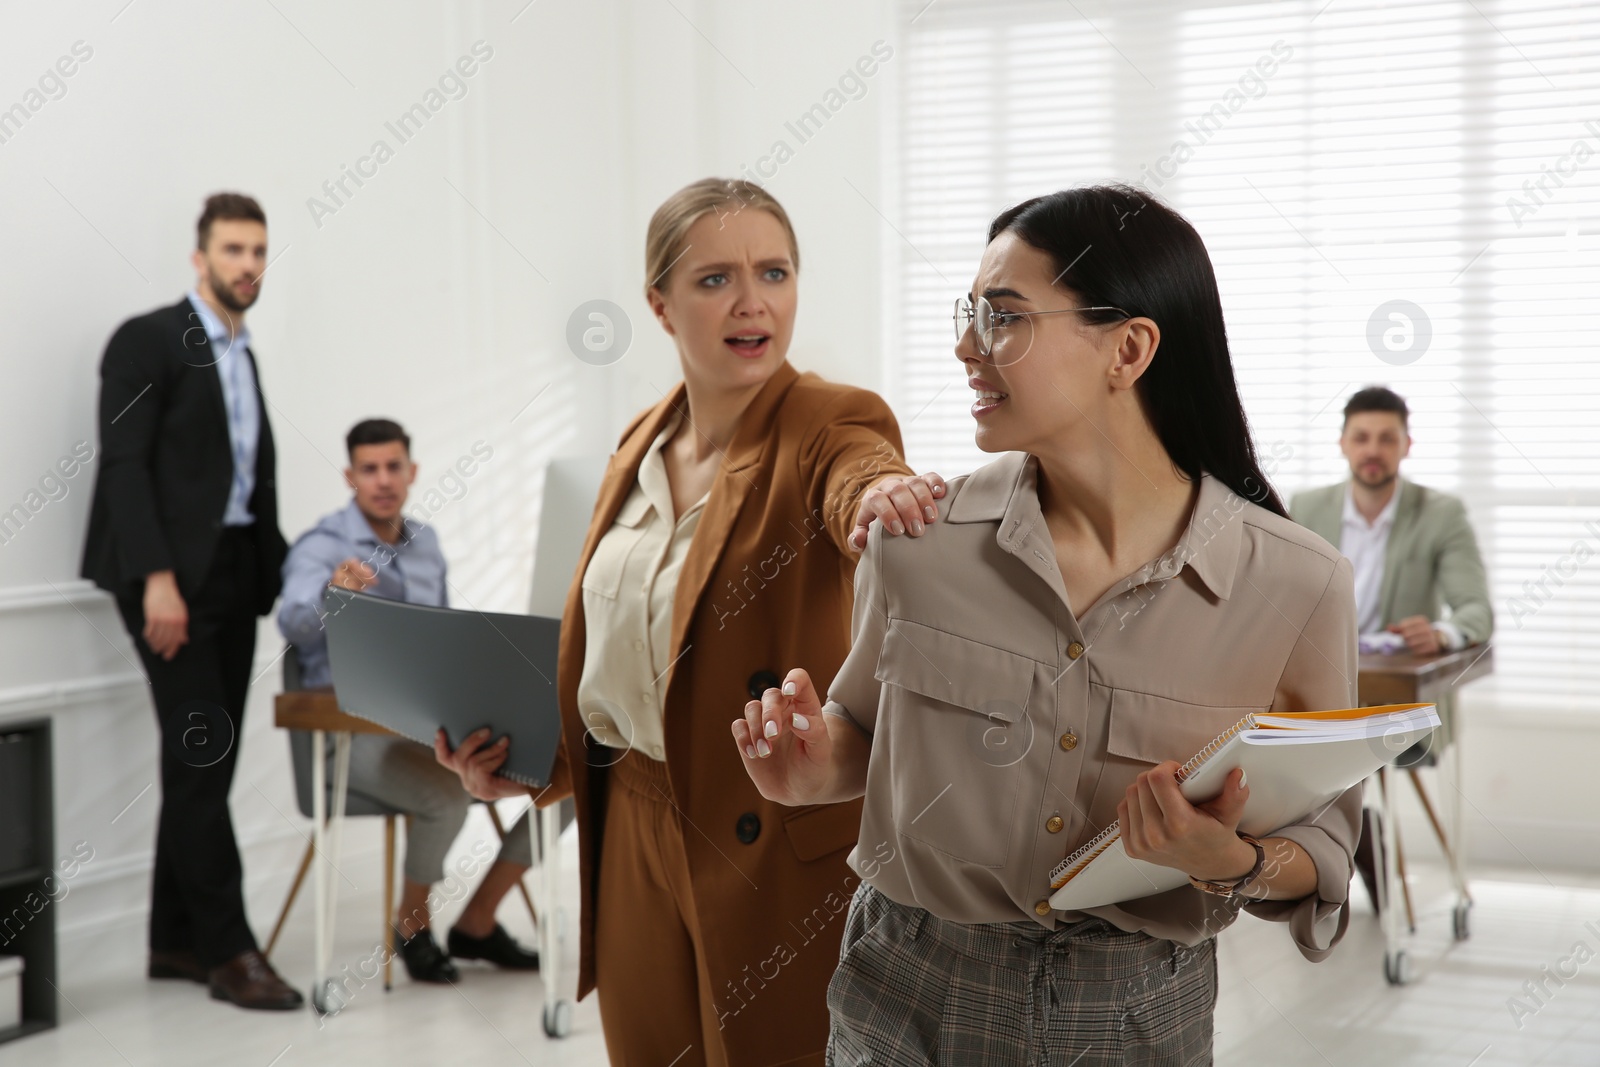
[0,0,897,963]
[1,0,1589,977]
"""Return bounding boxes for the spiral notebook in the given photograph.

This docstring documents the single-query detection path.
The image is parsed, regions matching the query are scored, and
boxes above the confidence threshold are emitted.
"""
[321,587,564,788]
[1047,702,1440,911]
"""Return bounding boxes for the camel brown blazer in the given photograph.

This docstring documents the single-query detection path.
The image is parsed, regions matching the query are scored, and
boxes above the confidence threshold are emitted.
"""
[544,361,911,1062]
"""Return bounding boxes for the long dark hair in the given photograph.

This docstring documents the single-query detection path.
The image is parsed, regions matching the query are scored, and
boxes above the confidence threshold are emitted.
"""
[987,184,1286,517]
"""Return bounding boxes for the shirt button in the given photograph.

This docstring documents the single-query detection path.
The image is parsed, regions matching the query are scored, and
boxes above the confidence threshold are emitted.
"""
[747,670,782,700]
[651,744,664,759]
[1046,816,1064,833]
[1034,899,1052,917]
[641,691,652,704]
[1059,732,1079,752]
[633,639,644,652]
[1067,641,1085,660]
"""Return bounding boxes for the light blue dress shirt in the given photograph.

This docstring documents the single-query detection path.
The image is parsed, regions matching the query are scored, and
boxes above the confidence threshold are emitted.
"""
[277,501,449,688]
[186,290,261,526]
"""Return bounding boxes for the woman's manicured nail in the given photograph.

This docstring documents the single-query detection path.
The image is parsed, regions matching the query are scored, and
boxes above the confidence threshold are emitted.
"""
[1238,771,1247,789]
[756,738,771,758]
[792,713,811,732]
[891,521,904,535]
[764,720,779,739]
[910,520,923,534]
[924,506,937,521]
[782,681,796,696]
[745,744,757,759]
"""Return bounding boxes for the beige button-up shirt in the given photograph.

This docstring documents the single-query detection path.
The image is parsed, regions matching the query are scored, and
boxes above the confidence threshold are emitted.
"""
[577,411,707,762]
[824,452,1361,961]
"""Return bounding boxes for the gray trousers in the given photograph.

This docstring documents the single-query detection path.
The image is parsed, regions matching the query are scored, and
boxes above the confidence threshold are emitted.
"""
[342,735,533,885]
[826,884,1216,1066]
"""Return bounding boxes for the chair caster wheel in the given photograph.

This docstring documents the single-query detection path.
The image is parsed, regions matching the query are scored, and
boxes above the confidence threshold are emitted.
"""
[1384,950,1412,986]
[312,978,346,1015]
[542,999,573,1037]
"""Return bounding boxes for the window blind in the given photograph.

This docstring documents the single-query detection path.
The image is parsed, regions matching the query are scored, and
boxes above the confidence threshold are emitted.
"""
[892,0,1600,714]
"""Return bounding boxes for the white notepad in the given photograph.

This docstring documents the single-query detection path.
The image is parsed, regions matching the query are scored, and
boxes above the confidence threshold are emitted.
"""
[1047,702,1440,911]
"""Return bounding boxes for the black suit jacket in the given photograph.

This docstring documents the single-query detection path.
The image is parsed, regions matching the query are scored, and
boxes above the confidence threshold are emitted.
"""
[81,296,288,615]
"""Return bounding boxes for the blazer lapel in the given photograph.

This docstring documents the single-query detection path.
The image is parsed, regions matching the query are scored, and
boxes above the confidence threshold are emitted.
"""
[665,362,801,667]
[1310,484,1344,550]
[180,297,231,436]
[568,388,683,603]
[1378,478,1420,624]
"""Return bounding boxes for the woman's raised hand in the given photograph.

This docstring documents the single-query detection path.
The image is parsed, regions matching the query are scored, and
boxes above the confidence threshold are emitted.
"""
[731,668,836,805]
[433,727,530,801]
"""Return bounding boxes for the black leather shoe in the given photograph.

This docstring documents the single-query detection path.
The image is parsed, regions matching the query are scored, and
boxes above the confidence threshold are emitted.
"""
[208,950,304,1011]
[447,923,540,971]
[397,927,459,983]
[148,949,207,983]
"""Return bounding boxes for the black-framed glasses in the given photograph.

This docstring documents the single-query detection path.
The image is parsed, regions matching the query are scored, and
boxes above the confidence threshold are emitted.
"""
[953,294,1130,361]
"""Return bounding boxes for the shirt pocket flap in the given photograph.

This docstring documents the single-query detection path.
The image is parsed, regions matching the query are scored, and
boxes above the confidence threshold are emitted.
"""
[580,491,654,599]
[1105,688,1262,766]
[612,491,653,528]
[873,619,1032,721]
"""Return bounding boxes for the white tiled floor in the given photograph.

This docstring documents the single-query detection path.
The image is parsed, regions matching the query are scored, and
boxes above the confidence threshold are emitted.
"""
[8,825,1600,1066]
[1215,868,1600,1065]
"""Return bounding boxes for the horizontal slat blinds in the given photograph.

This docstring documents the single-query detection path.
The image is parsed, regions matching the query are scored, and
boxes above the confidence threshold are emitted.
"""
[893,0,1600,713]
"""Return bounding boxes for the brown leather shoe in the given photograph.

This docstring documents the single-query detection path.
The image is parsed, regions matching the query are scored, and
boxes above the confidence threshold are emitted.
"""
[208,950,304,1011]
[148,949,208,983]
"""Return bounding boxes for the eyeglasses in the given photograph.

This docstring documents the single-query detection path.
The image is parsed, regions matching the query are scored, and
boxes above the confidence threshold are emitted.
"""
[953,294,1130,362]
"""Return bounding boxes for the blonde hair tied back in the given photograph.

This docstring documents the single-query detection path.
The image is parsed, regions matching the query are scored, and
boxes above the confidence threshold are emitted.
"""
[644,178,800,296]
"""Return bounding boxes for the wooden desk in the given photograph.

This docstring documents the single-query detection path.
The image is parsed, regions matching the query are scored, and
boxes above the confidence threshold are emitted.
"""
[1357,644,1493,986]
[270,689,389,1010]
[1358,645,1494,707]
[273,690,395,736]
[270,690,564,1029]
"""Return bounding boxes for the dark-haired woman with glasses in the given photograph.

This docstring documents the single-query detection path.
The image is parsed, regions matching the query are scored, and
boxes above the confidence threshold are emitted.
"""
[734,185,1361,1064]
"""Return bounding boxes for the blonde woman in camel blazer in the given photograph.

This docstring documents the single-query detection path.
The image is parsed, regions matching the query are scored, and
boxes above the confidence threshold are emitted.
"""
[439,178,943,1067]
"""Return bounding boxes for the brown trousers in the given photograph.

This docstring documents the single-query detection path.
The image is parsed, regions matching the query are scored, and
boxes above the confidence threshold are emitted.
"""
[595,750,729,1067]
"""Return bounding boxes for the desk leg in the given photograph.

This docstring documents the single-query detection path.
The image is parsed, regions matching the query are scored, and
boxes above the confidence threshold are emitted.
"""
[326,735,352,940]
[311,729,327,1012]
[538,803,571,1038]
[1445,691,1473,938]
[309,732,352,1015]
[324,732,352,995]
[1379,768,1411,984]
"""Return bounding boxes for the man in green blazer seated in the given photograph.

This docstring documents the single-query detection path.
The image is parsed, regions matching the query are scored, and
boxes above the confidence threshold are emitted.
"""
[1290,385,1493,909]
[1292,385,1492,655]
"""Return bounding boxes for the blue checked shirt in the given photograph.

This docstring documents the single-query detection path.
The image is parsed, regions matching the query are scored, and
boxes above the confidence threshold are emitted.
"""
[186,291,260,526]
[277,501,449,689]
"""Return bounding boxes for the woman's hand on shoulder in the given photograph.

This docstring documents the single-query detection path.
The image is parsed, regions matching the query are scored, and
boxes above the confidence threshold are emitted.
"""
[732,668,836,805]
[849,472,948,551]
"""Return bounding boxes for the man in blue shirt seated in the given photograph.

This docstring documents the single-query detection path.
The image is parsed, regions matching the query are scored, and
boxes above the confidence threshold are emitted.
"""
[279,418,539,983]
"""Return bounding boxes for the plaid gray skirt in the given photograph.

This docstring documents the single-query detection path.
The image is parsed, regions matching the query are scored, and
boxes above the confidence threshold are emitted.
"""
[826,884,1216,1066]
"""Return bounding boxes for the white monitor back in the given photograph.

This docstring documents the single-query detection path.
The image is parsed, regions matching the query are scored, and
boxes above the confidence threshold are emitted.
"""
[528,456,609,617]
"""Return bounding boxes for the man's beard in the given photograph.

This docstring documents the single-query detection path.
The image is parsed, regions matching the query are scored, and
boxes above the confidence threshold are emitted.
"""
[207,263,258,314]
[1354,466,1396,490]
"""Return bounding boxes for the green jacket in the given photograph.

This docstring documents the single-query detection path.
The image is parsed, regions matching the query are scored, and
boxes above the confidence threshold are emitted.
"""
[1290,478,1493,645]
